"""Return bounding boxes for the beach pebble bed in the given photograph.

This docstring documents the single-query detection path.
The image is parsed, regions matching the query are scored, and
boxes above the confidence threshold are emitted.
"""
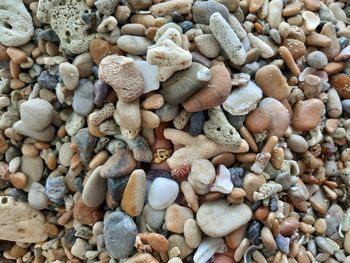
[1,0,350,263]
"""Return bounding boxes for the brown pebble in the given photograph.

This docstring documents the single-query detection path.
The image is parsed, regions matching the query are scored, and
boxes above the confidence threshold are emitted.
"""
[236,152,256,163]
[225,225,247,249]
[0,44,10,60]
[306,32,331,47]
[73,198,104,225]
[279,46,300,76]
[9,172,27,189]
[90,39,123,65]
[147,233,169,252]
[314,218,327,234]
[292,98,324,131]
[230,188,246,199]
[7,48,28,64]
[89,150,109,170]
[282,39,306,59]
[279,216,299,236]
[330,73,350,99]
[211,153,235,167]
[245,108,271,133]
[323,62,346,75]
[22,144,39,157]
[255,206,269,221]
[10,60,20,79]
[255,65,290,101]
[304,0,321,11]
[142,94,164,110]
[10,245,27,258]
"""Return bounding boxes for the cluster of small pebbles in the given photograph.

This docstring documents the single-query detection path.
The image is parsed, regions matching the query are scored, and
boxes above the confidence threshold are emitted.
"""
[2,0,350,262]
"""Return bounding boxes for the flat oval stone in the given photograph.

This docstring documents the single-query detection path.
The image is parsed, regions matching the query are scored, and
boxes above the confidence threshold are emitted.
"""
[20,98,54,131]
[149,177,179,210]
[104,211,138,259]
[21,155,44,192]
[165,204,194,233]
[197,199,252,237]
[223,81,263,115]
[117,35,153,55]
[82,166,107,207]
[255,65,290,101]
[73,79,95,117]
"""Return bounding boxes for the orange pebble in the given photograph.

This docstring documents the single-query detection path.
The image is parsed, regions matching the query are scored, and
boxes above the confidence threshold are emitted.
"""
[255,206,269,221]
[214,254,237,263]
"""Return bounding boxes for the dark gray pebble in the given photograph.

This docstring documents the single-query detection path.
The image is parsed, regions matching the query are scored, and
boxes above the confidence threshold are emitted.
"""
[38,70,58,90]
[188,111,205,136]
[269,197,278,212]
[94,80,110,107]
[228,167,243,187]
[38,29,60,43]
[108,176,129,203]
[275,234,290,254]
[247,220,262,246]
[75,128,98,166]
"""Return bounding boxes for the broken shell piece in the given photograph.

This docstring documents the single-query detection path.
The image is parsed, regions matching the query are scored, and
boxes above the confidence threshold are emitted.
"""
[134,61,160,94]
[210,165,233,194]
[193,237,227,263]
[253,181,283,201]
[147,39,192,81]
[302,11,320,31]
[251,152,271,174]
[98,55,144,102]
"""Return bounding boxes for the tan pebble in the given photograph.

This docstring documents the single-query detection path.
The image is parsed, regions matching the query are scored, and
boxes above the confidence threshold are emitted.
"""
[130,14,155,28]
[234,238,250,262]
[249,0,264,13]
[180,181,199,212]
[47,152,57,170]
[147,233,169,252]
[34,142,50,150]
[271,147,284,170]
[204,192,225,201]
[115,5,131,23]
[279,217,300,236]
[165,204,193,233]
[89,150,109,170]
[304,0,320,11]
[282,1,303,17]
[183,218,201,249]
[10,60,20,79]
[141,110,160,129]
[272,219,280,237]
[299,222,315,234]
[7,48,28,64]
[345,231,350,254]
[245,108,271,133]
[292,98,324,131]
[314,218,327,234]
[255,206,269,221]
[239,126,258,153]
[168,234,193,260]
[279,46,300,76]
[236,152,256,164]
[124,253,159,263]
[9,172,27,190]
[143,94,164,110]
[87,117,105,137]
[320,22,340,60]
[261,226,277,250]
[282,38,306,59]
[227,196,244,204]
[44,223,59,236]
[22,144,39,157]
[10,79,26,89]
[145,27,158,40]
[10,245,27,258]
[121,23,146,36]
[324,62,346,75]
[230,188,246,199]
[297,246,310,263]
[261,136,278,154]
[225,224,247,249]
[45,42,59,56]
[306,32,331,47]
[211,152,235,167]
[57,210,73,226]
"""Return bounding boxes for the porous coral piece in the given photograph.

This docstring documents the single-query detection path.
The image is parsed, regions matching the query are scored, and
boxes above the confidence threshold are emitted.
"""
[99,55,144,102]
[253,181,283,201]
[89,103,115,125]
[183,63,231,112]
[147,39,192,82]
[171,164,191,180]
[203,106,242,149]
[0,0,34,47]
[37,0,96,54]
[164,128,249,169]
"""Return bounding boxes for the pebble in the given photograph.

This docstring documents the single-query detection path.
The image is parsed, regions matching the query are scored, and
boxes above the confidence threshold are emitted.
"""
[292,98,324,131]
[247,219,263,246]
[82,166,107,207]
[59,62,79,90]
[307,51,328,69]
[148,177,179,210]
[192,1,229,24]
[287,134,309,153]
[117,36,153,55]
[330,74,350,99]
[184,219,202,249]
[193,237,227,263]
[28,182,49,210]
[195,34,220,58]
[325,204,344,236]
[315,236,334,255]
[121,169,147,217]
[134,60,160,94]
[165,204,193,233]
[100,149,136,178]
[261,226,277,251]
[243,172,266,202]
[71,238,87,260]
[188,159,216,194]
[21,155,43,192]
[141,203,166,231]
[58,142,74,167]
[19,98,54,131]
[72,79,95,117]
[104,211,138,259]
[156,103,178,122]
[45,176,66,203]
[197,199,252,237]
[275,234,290,254]
[280,216,299,236]
[255,65,289,101]
[168,234,193,260]
[75,128,98,166]
[37,70,58,90]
